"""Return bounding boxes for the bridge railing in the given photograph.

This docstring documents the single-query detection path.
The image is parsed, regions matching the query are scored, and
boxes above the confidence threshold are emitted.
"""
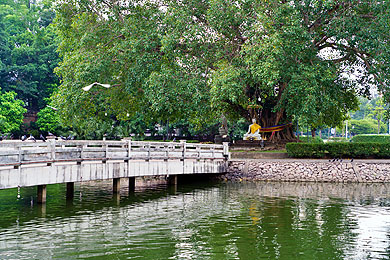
[0,140,229,167]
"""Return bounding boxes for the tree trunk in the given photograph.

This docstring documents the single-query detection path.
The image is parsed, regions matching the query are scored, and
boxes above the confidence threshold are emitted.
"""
[241,81,296,143]
[311,128,316,138]
[378,117,380,134]
[258,108,296,142]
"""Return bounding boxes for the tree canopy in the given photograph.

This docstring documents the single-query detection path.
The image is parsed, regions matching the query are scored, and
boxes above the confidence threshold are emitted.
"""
[0,88,26,133]
[53,0,390,140]
[0,0,60,111]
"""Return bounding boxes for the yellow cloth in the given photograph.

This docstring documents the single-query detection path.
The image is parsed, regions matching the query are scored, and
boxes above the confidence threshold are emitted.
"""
[250,123,261,134]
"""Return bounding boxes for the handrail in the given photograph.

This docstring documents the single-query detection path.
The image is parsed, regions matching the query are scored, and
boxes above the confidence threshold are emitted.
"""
[0,140,229,167]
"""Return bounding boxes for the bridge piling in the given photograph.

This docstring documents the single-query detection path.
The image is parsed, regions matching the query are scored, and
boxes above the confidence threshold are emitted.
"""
[37,185,47,204]
[167,175,177,186]
[128,177,136,193]
[113,178,121,194]
[66,182,74,199]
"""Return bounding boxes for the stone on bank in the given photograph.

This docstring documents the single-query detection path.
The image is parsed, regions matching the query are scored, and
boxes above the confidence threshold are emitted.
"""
[223,160,390,183]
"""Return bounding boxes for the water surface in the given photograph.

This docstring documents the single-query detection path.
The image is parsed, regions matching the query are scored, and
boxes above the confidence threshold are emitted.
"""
[1,181,390,259]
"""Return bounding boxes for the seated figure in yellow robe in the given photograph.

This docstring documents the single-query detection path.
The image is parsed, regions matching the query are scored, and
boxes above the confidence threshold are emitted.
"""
[243,118,262,140]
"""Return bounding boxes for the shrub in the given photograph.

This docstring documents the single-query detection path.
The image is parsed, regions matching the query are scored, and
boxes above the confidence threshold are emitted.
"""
[0,88,27,133]
[328,137,349,142]
[36,107,61,134]
[349,119,386,135]
[298,136,324,143]
[351,134,390,143]
[187,140,200,143]
[286,142,390,159]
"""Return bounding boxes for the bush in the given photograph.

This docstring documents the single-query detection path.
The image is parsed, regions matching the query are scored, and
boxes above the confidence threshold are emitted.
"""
[328,137,349,142]
[36,107,61,134]
[187,140,200,143]
[0,88,27,133]
[286,142,390,159]
[286,143,326,158]
[351,134,390,143]
[299,136,324,143]
[349,119,386,135]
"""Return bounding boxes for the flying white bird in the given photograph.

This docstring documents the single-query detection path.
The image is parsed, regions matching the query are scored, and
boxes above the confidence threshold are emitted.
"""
[47,105,58,111]
[82,82,111,92]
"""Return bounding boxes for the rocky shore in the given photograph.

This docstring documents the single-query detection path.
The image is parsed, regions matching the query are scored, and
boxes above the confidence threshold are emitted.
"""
[223,160,390,183]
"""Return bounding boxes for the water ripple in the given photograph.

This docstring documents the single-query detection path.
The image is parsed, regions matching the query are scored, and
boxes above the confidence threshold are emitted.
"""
[1,181,390,259]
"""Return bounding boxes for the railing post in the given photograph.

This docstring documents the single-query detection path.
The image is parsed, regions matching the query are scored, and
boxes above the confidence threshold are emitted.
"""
[49,139,56,161]
[223,142,229,160]
[165,143,169,176]
[165,143,169,161]
[127,140,131,160]
[147,142,150,161]
[17,145,22,164]
[180,140,186,160]
[127,140,131,178]
[104,141,108,161]
[79,144,86,164]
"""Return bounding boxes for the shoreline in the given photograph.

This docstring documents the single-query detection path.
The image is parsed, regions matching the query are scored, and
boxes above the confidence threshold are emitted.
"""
[223,159,390,183]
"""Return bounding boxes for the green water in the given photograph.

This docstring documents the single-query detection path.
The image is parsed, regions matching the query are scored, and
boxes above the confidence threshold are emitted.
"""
[1,180,390,260]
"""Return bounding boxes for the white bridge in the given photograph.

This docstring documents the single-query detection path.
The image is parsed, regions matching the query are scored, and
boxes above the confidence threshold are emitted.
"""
[0,140,229,203]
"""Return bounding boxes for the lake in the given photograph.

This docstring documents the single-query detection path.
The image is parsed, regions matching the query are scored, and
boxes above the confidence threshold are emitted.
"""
[1,180,390,259]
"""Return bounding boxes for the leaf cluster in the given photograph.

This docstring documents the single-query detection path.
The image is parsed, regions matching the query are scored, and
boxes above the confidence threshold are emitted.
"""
[0,87,27,133]
[287,142,390,159]
[0,0,60,111]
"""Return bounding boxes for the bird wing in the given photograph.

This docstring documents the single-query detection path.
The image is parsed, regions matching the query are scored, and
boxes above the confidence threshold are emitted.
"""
[82,82,96,91]
[47,105,58,111]
[96,83,111,88]
[83,82,111,91]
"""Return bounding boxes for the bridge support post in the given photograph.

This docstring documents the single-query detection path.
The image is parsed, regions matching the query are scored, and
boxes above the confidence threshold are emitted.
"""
[167,175,177,186]
[66,182,74,199]
[128,177,136,193]
[37,185,47,204]
[113,178,121,194]
[167,175,177,194]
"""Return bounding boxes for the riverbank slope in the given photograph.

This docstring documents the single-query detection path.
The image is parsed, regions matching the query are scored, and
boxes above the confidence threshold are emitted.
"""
[225,158,390,183]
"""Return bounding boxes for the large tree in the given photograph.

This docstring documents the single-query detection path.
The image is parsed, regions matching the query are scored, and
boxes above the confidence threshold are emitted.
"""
[53,0,390,140]
[0,0,60,111]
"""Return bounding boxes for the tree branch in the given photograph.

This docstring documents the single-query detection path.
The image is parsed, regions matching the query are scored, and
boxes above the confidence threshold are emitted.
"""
[308,2,353,33]
[224,100,248,119]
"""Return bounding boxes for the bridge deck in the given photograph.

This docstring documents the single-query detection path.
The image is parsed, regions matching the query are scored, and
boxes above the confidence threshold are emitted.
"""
[0,140,229,190]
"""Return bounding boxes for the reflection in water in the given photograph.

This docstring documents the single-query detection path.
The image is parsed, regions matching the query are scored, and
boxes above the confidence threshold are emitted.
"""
[0,181,390,259]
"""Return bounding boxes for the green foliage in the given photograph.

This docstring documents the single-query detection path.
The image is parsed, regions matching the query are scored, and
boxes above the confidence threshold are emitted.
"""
[36,106,61,133]
[351,97,389,120]
[0,88,27,133]
[230,118,249,141]
[52,0,390,139]
[286,142,390,158]
[328,137,349,142]
[351,134,390,143]
[0,0,60,111]
[299,136,324,143]
[286,143,326,158]
[349,119,387,135]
